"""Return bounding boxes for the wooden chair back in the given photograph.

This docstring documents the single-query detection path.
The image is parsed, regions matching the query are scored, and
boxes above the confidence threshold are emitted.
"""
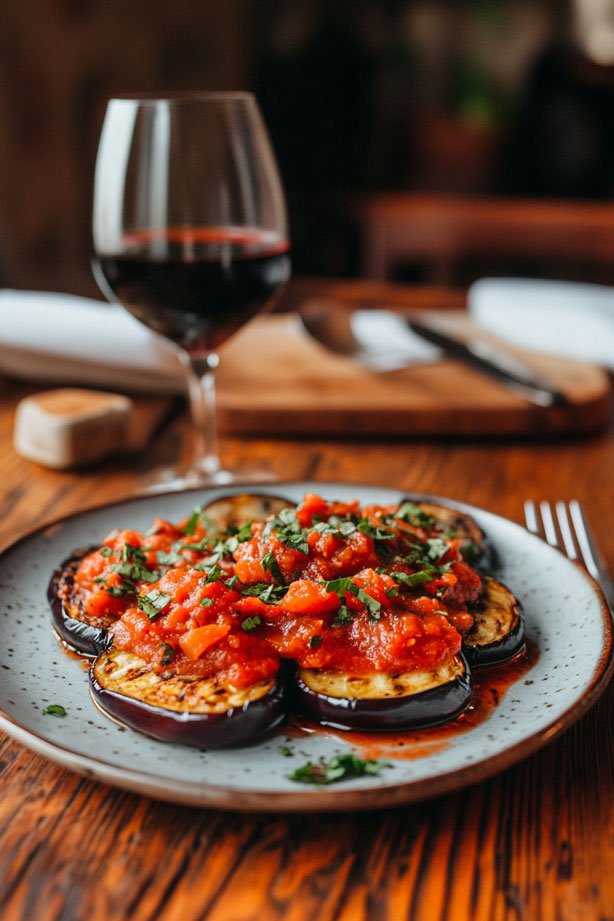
[360,193,614,285]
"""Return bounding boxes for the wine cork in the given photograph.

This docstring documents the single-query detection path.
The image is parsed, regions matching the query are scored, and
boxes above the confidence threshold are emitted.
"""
[13,388,134,469]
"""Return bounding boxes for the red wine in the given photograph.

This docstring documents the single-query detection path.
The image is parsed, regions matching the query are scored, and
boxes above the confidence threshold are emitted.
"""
[94,228,291,353]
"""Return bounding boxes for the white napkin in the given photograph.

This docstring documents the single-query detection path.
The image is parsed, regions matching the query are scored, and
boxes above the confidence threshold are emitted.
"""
[469,278,614,370]
[0,289,186,393]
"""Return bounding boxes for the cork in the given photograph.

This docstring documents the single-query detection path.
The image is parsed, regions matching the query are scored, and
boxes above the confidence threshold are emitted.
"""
[13,388,134,469]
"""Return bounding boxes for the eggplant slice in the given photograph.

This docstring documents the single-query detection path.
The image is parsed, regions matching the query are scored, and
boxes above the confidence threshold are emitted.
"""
[295,654,472,732]
[463,577,525,667]
[91,650,285,748]
[402,498,498,572]
[48,548,113,657]
[202,493,294,533]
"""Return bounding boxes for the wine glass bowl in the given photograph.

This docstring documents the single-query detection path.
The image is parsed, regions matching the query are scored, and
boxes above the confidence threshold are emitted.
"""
[92,92,290,488]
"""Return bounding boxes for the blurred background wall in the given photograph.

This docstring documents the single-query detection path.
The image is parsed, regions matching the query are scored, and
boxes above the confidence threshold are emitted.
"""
[1,0,613,296]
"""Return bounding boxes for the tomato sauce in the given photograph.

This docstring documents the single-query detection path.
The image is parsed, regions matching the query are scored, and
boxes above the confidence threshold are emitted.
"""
[67,494,494,691]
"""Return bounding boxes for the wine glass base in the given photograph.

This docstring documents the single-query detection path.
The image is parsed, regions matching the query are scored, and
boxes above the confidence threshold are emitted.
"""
[135,464,278,496]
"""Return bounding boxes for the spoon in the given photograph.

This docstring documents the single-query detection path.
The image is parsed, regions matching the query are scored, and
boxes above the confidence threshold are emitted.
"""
[299,302,441,373]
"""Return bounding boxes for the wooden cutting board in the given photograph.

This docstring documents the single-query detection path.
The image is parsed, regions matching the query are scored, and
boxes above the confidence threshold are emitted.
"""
[216,314,609,437]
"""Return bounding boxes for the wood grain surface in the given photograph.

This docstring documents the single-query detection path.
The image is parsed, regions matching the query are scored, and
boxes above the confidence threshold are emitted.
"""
[0,280,613,921]
[217,314,609,437]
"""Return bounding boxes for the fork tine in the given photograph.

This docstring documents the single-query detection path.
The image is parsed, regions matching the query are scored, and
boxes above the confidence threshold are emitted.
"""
[524,500,539,535]
[569,500,604,584]
[554,501,578,561]
[539,501,559,548]
[525,499,614,613]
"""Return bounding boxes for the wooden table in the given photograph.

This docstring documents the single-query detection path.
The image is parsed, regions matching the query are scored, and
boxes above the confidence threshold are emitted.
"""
[1,280,613,921]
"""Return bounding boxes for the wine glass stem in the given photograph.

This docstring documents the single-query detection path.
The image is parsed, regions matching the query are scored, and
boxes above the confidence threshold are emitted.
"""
[184,353,221,478]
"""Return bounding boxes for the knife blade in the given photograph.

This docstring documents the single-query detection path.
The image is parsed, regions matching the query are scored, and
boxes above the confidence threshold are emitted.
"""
[404,318,569,408]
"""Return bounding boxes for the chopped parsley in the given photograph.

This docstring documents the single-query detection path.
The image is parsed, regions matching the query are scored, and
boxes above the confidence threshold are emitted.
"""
[198,563,226,584]
[312,516,358,540]
[241,616,262,632]
[356,517,397,541]
[425,537,450,562]
[137,589,171,620]
[181,507,202,535]
[263,508,309,554]
[120,543,147,564]
[43,704,66,717]
[289,753,392,785]
[332,604,353,627]
[394,501,436,528]
[262,550,284,584]
[113,560,159,585]
[93,543,161,597]
[156,549,184,567]
[240,582,287,604]
[323,577,382,621]
[393,568,437,588]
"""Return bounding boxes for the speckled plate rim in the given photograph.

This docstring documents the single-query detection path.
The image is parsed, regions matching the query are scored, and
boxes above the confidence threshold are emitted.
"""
[0,481,612,813]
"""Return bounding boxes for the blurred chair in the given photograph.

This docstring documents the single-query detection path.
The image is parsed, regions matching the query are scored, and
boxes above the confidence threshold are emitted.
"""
[360,193,614,286]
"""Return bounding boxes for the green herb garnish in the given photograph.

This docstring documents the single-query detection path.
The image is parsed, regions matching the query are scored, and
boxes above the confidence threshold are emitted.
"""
[332,603,353,627]
[289,753,391,785]
[323,577,382,621]
[198,563,225,583]
[156,549,184,567]
[393,568,437,588]
[241,616,262,632]
[113,561,159,584]
[425,537,450,562]
[312,516,358,540]
[356,517,396,541]
[239,582,287,604]
[262,550,284,584]
[137,589,171,620]
[43,704,66,717]
[394,501,436,528]
[182,507,202,536]
[263,508,310,554]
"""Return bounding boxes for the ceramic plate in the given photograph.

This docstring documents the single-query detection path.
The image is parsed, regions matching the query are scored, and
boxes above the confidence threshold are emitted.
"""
[0,483,611,812]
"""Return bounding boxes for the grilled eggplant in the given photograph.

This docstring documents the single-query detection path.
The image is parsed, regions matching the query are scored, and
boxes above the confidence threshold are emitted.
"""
[403,498,497,572]
[202,493,293,532]
[295,654,472,732]
[90,650,285,748]
[463,577,525,667]
[48,549,112,657]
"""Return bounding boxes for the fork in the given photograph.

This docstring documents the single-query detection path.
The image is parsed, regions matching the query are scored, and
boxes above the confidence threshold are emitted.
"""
[524,499,614,614]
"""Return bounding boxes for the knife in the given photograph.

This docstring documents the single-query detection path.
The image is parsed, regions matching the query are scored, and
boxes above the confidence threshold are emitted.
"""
[404,318,569,408]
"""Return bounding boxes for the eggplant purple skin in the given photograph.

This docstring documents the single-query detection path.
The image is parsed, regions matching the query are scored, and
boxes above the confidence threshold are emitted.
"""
[462,577,526,668]
[47,548,113,657]
[89,668,286,749]
[294,656,473,733]
[462,602,526,668]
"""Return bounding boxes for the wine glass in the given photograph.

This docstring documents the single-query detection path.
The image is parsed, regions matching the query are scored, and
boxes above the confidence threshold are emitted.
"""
[92,92,290,489]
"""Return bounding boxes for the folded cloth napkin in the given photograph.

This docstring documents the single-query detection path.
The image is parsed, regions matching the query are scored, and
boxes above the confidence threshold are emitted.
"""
[0,289,186,393]
[469,278,614,370]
